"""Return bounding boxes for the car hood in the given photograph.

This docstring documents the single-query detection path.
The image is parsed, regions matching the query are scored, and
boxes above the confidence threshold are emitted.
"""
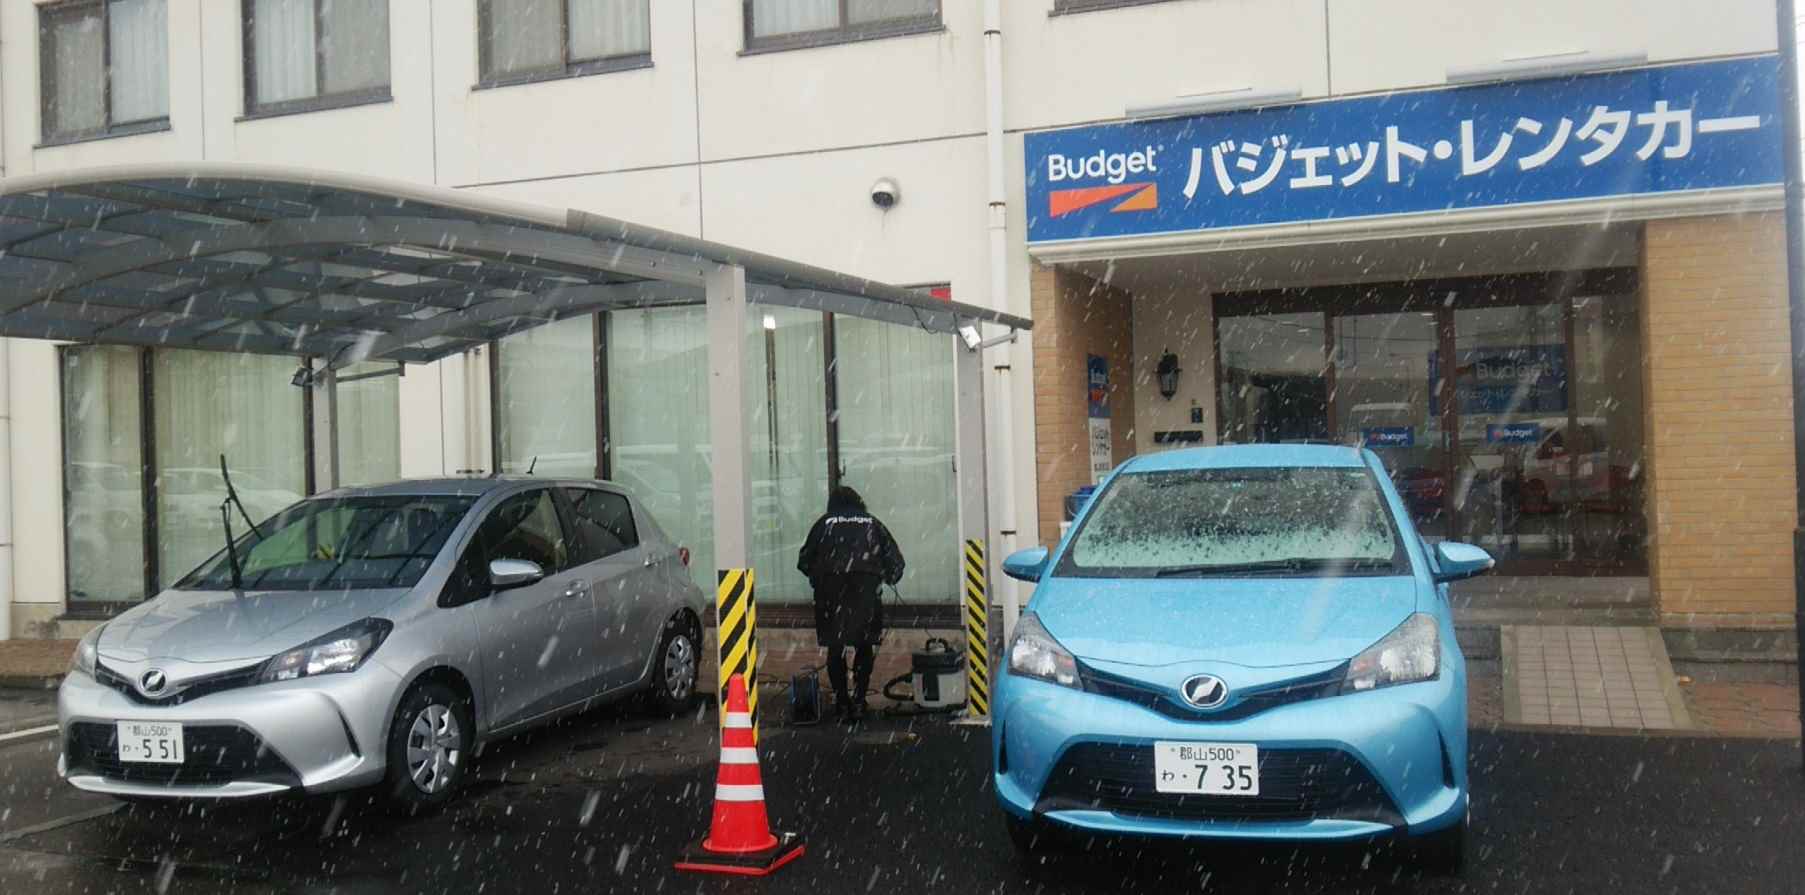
[97,587,412,664]
[1030,575,1422,668]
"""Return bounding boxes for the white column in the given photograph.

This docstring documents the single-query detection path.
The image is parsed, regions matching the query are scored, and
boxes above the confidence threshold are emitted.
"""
[705,264,752,571]
[0,338,12,640]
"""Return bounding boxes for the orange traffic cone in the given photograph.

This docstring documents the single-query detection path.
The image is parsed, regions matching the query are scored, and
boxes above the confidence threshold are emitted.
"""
[674,673,806,876]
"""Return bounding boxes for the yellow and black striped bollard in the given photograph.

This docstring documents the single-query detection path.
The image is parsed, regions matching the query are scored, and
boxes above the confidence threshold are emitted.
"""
[716,568,760,743]
[963,539,990,719]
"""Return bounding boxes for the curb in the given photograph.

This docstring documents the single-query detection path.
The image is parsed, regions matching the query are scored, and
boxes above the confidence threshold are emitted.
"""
[0,716,58,738]
[0,675,62,691]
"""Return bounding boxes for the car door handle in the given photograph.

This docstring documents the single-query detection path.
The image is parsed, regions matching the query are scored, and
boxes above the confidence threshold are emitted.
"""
[561,581,590,599]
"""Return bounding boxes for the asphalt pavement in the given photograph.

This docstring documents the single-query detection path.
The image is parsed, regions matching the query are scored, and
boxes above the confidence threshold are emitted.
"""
[0,701,1801,894]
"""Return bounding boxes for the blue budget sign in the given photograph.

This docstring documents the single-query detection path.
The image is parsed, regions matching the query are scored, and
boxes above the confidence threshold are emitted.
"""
[1362,427,1415,449]
[1487,422,1543,445]
[1086,354,1109,418]
[1024,56,1781,244]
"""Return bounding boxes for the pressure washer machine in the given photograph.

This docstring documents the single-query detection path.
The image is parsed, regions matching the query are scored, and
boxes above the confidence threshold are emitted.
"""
[882,637,967,711]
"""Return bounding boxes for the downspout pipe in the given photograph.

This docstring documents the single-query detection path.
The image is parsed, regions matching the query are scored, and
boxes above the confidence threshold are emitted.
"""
[0,337,11,641]
[982,0,1019,642]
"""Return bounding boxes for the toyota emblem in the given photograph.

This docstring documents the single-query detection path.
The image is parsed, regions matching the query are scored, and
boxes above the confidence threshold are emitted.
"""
[1180,674,1228,709]
[139,669,168,695]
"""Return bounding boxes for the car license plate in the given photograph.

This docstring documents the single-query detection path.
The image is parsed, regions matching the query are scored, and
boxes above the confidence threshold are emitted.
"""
[1153,741,1259,796]
[116,721,184,764]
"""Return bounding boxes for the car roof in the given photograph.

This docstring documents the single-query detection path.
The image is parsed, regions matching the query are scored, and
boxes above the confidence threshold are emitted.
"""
[1122,443,1370,472]
[317,476,625,500]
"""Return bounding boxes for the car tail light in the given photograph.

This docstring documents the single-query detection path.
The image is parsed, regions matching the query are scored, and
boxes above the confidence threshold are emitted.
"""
[678,547,691,567]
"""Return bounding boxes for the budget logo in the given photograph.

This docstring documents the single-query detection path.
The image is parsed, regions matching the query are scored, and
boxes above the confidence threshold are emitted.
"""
[1045,146,1161,217]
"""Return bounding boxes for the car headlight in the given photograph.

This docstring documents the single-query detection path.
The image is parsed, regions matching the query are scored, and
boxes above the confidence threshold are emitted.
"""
[71,629,101,676]
[1007,612,1080,689]
[1341,613,1440,694]
[257,618,393,685]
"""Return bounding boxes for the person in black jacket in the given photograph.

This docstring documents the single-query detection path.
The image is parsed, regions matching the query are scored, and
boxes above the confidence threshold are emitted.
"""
[796,485,905,722]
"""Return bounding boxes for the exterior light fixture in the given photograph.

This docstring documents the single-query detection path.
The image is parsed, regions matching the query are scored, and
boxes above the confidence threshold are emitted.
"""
[762,314,777,331]
[1124,87,1302,122]
[1156,351,1182,400]
[1446,51,1647,85]
[959,324,983,350]
[290,366,315,389]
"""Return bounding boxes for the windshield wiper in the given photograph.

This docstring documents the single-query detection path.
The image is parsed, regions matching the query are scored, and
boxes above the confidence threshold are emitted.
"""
[1153,557,1396,577]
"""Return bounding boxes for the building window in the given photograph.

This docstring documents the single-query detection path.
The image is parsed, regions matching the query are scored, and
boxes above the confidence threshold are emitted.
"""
[39,0,170,143]
[243,0,391,117]
[59,347,398,612]
[478,0,651,87]
[744,0,939,52]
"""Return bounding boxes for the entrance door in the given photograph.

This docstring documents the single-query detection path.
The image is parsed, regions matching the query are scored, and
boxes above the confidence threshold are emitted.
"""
[1330,310,1451,540]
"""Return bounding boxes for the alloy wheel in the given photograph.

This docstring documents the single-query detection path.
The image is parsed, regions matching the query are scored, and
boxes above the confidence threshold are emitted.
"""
[404,703,462,795]
[665,633,698,700]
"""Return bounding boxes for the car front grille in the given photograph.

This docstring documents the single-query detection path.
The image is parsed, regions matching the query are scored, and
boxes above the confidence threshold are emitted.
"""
[1036,743,1402,827]
[1080,663,1348,722]
[65,722,299,787]
[94,661,263,707]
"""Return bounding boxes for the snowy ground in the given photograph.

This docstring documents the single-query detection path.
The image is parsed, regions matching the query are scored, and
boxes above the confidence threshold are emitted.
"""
[0,700,1800,893]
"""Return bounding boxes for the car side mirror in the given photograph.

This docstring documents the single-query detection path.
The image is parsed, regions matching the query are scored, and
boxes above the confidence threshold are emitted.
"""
[1002,547,1050,583]
[489,558,545,590]
[1431,541,1494,584]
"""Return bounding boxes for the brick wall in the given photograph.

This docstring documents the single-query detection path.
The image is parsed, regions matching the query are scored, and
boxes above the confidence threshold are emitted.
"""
[1030,265,1138,546]
[1642,212,1797,624]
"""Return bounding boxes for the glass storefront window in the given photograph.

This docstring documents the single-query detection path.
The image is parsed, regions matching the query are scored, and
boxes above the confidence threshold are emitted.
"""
[497,315,598,479]
[1334,310,1447,537]
[607,307,714,589]
[1217,313,1329,444]
[1569,293,1647,564]
[62,346,147,605]
[834,316,958,602]
[335,362,401,487]
[745,308,829,603]
[152,350,307,583]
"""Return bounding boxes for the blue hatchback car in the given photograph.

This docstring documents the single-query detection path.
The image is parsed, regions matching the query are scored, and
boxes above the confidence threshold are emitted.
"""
[992,445,1491,872]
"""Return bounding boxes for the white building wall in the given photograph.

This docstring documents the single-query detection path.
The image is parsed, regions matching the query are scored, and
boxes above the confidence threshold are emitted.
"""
[0,0,1781,624]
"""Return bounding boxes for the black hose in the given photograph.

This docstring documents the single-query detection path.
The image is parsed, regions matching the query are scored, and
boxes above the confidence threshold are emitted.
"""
[882,672,913,703]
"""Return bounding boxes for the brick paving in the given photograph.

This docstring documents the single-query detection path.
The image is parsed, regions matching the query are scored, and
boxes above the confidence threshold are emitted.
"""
[1503,626,1692,729]
[1683,680,1801,738]
[0,639,75,683]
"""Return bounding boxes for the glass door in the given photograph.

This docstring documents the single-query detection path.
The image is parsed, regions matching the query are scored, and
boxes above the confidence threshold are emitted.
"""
[1331,310,1452,539]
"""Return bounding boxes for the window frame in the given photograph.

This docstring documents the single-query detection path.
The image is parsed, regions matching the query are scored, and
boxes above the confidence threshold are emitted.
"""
[740,0,943,56]
[475,0,653,91]
[37,0,173,146]
[239,0,393,121]
[1048,0,1189,17]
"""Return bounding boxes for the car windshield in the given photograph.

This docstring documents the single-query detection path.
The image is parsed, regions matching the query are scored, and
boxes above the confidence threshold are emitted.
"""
[1057,466,1405,578]
[178,495,475,592]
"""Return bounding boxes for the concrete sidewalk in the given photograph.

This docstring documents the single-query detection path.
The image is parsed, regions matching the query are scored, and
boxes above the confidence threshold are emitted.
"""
[0,639,74,690]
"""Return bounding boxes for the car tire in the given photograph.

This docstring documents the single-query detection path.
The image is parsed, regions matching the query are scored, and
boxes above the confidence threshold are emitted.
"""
[382,681,472,815]
[643,615,701,716]
[1415,816,1467,876]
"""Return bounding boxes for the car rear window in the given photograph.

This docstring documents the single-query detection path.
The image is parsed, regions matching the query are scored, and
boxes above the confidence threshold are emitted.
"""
[1055,466,1405,578]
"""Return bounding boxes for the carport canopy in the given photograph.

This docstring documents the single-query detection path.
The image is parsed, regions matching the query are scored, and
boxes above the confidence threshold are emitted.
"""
[0,162,1029,570]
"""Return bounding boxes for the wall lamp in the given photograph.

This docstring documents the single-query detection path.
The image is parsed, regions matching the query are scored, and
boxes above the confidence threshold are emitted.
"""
[959,324,1018,352]
[1156,350,1182,400]
[1446,50,1647,86]
[1125,87,1302,122]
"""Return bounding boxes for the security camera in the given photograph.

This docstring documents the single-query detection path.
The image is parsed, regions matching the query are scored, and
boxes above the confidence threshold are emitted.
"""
[870,178,900,209]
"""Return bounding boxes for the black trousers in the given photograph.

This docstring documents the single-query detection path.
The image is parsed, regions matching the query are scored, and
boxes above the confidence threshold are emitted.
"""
[824,642,877,704]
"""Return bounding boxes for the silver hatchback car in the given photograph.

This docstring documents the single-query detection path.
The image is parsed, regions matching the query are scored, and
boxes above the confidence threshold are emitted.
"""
[57,477,707,811]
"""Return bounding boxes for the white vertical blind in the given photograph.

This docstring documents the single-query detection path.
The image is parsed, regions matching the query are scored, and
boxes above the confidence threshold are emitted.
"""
[848,0,936,24]
[744,309,828,603]
[62,347,147,603]
[750,0,837,38]
[252,0,318,104]
[607,308,714,588]
[47,8,106,135]
[496,316,598,479]
[834,317,959,602]
[107,0,170,122]
[488,0,563,75]
[570,0,650,59]
[152,351,306,584]
[335,363,402,487]
[320,0,390,94]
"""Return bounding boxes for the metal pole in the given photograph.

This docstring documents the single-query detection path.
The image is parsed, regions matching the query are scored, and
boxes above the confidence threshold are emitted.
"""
[1775,0,1805,769]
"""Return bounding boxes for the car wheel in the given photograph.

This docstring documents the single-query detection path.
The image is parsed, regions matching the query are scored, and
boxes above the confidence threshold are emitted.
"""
[1003,812,1062,863]
[644,615,700,715]
[383,681,471,814]
[1415,816,1467,876]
